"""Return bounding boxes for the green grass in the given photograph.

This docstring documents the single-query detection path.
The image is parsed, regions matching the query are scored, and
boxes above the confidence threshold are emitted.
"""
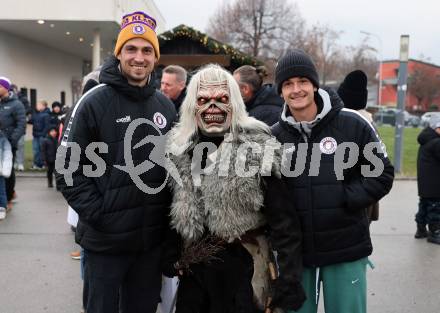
[377,126,421,177]
[24,140,34,170]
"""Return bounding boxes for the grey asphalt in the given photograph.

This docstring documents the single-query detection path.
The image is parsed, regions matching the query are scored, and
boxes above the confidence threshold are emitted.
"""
[0,177,439,313]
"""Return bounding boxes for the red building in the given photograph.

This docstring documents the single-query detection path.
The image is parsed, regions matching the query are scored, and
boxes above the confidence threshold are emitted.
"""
[380,59,440,112]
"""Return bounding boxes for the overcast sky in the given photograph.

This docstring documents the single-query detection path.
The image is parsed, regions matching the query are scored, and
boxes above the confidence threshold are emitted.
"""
[155,0,439,65]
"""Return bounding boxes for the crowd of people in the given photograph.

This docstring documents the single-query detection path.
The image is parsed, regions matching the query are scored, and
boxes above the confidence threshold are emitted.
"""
[1,8,439,313]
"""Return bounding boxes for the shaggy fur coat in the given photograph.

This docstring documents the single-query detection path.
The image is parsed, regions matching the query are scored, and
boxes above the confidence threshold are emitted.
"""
[166,128,281,243]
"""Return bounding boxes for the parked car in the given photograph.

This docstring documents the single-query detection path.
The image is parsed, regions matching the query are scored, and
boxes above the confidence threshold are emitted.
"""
[420,111,440,127]
[404,111,421,127]
[374,108,420,127]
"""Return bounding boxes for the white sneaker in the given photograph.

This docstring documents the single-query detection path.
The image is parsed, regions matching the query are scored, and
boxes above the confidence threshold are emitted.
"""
[0,207,6,220]
[17,164,24,171]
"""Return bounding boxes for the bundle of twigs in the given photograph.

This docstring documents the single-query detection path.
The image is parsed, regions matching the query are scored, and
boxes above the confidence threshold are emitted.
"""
[176,235,227,272]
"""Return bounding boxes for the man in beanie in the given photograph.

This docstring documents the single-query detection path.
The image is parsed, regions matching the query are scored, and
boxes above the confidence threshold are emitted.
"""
[271,49,394,313]
[56,11,177,313]
[414,114,440,244]
[0,76,26,210]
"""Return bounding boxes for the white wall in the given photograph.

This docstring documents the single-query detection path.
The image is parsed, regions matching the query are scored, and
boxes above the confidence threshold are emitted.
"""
[0,30,83,106]
[0,0,166,32]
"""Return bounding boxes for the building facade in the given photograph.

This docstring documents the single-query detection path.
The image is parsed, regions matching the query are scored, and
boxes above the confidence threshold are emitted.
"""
[381,59,440,112]
[0,0,165,108]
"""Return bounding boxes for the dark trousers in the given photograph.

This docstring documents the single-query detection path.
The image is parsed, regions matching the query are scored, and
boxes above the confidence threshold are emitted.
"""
[47,162,55,186]
[415,197,440,227]
[175,242,255,313]
[83,247,162,313]
[5,149,16,202]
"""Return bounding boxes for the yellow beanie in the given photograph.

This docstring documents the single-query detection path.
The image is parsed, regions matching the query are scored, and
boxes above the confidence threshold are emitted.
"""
[114,11,160,59]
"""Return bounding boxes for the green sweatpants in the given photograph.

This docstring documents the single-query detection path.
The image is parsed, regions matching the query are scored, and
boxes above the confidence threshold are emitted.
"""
[289,258,369,313]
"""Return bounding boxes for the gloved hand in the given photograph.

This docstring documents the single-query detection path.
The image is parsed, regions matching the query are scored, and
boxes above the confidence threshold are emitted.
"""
[270,277,306,311]
[161,261,180,278]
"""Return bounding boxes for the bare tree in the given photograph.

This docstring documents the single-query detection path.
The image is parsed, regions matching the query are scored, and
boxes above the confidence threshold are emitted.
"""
[338,37,379,83]
[207,0,305,60]
[301,23,342,85]
[408,64,440,111]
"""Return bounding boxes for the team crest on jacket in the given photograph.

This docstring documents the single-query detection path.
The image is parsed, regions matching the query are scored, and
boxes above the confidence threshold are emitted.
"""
[153,112,167,129]
[133,24,145,35]
[319,137,337,154]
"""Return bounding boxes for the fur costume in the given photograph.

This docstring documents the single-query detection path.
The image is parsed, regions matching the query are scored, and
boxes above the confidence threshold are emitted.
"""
[163,64,305,313]
[167,129,281,243]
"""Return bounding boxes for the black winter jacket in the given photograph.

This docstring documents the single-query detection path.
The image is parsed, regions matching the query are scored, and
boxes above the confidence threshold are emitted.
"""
[417,127,440,198]
[172,87,186,113]
[272,88,394,267]
[30,108,51,138]
[56,56,177,254]
[246,84,283,126]
[0,92,26,149]
[41,135,58,164]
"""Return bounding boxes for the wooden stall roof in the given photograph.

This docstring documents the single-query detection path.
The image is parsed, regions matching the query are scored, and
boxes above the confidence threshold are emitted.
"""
[158,24,262,70]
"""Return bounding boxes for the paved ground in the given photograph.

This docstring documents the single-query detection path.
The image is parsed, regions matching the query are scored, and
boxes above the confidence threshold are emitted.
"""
[0,177,439,313]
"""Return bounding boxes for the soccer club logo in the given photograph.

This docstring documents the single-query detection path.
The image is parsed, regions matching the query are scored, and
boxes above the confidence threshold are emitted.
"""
[153,112,167,129]
[319,137,337,154]
[133,24,145,35]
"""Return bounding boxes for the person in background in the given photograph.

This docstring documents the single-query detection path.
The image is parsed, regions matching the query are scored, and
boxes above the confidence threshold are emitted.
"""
[338,70,374,123]
[10,84,28,171]
[50,101,63,130]
[414,114,440,244]
[29,100,51,169]
[272,49,394,313]
[233,65,283,126]
[0,130,13,220]
[41,127,58,188]
[337,69,379,223]
[0,77,26,211]
[160,65,187,113]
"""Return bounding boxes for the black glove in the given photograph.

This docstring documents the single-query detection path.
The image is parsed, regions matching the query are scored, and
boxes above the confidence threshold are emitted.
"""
[162,261,180,278]
[271,277,306,311]
[161,228,182,278]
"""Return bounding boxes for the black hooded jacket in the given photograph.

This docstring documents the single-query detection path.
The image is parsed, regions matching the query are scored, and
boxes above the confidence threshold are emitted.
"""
[271,88,394,267]
[56,57,177,254]
[417,127,440,198]
[246,84,283,126]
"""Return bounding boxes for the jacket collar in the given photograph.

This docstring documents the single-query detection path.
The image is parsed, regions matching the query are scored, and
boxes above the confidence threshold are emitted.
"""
[280,88,332,136]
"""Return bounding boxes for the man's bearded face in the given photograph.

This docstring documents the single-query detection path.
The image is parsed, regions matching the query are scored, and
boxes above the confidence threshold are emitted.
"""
[195,80,232,137]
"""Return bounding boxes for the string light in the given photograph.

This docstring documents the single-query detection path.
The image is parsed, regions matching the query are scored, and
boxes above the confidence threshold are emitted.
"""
[158,24,262,66]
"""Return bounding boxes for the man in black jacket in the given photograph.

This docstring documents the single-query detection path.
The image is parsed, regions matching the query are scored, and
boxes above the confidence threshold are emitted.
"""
[160,65,187,113]
[233,65,283,126]
[56,11,177,313]
[271,49,394,313]
[415,114,440,244]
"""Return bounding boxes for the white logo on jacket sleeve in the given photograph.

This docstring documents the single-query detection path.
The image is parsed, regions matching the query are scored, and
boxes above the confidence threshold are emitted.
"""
[319,137,337,154]
[116,115,131,123]
[153,112,167,129]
